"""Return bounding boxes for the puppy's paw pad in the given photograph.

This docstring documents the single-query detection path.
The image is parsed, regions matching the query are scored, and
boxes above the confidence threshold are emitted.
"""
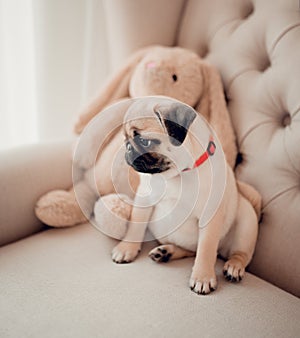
[223,260,245,282]
[112,242,141,264]
[149,246,172,263]
[189,275,217,295]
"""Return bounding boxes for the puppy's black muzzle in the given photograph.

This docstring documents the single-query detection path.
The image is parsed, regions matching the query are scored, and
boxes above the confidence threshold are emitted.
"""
[125,141,169,174]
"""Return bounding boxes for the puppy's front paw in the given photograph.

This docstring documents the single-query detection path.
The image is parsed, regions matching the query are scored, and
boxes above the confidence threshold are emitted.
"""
[112,241,141,264]
[189,271,217,295]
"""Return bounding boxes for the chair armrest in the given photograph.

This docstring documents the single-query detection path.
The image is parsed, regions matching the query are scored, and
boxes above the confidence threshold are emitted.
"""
[0,140,73,246]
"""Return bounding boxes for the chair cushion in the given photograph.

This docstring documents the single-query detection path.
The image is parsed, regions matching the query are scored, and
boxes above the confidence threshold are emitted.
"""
[1,224,299,337]
[177,0,300,296]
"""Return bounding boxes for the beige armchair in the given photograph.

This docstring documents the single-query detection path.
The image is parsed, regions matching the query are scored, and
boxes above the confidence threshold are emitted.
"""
[1,1,299,337]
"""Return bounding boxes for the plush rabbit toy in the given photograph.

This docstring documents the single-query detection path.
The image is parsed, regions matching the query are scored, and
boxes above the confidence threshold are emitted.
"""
[35,46,261,230]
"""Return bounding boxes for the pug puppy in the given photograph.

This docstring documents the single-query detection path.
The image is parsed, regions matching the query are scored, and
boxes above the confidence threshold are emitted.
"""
[111,97,258,295]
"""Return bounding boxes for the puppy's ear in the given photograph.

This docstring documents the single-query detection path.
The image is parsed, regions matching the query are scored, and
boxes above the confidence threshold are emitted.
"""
[155,104,196,146]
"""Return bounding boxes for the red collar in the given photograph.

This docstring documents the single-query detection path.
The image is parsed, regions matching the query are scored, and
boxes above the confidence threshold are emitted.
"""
[182,136,216,172]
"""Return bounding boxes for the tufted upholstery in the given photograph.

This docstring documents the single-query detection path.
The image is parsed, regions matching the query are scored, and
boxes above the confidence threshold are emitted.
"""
[102,0,300,296]
[177,0,300,296]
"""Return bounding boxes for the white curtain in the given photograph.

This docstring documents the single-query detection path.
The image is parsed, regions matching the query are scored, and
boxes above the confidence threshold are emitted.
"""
[0,0,109,150]
[0,0,38,150]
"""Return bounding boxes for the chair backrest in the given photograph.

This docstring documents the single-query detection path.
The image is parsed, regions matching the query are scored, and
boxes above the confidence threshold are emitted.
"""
[104,0,300,296]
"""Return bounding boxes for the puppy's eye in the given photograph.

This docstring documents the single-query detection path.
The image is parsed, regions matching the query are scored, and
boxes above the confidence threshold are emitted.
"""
[139,137,152,148]
[172,74,178,82]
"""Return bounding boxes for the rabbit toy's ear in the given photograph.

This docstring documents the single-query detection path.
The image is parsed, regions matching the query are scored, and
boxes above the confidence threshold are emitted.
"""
[195,60,237,168]
[195,60,228,122]
[74,46,152,134]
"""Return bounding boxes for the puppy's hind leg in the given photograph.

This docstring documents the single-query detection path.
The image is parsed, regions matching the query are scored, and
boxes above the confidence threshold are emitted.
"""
[222,194,258,282]
[149,244,195,263]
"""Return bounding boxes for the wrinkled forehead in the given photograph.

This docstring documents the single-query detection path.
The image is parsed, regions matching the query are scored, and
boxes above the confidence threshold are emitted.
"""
[125,100,154,119]
[123,98,170,137]
[124,97,177,121]
[124,115,164,138]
